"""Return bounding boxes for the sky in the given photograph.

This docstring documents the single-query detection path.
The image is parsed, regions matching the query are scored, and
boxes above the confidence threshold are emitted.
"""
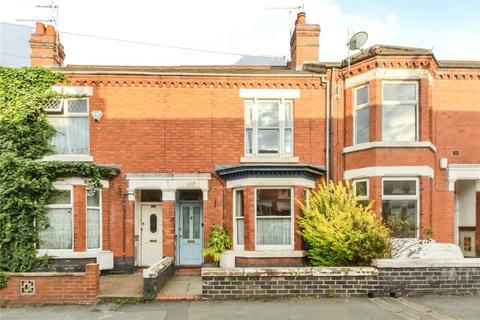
[1,0,479,66]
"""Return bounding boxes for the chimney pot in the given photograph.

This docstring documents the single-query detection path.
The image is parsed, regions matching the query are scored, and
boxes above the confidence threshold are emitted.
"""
[46,25,56,36]
[296,12,306,25]
[35,22,46,35]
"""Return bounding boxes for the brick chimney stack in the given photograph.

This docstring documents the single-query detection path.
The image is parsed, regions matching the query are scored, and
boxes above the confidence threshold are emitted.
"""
[289,12,320,70]
[30,22,65,67]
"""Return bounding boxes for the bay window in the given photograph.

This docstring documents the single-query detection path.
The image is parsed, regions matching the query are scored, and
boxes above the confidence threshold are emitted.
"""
[46,98,90,155]
[234,189,245,248]
[382,82,418,142]
[256,188,293,249]
[382,178,419,238]
[86,189,101,250]
[353,179,369,207]
[354,85,369,144]
[39,187,73,250]
[245,100,293,156]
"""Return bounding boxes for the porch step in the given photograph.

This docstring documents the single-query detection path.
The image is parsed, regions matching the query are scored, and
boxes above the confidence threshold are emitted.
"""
[175,267,201,276]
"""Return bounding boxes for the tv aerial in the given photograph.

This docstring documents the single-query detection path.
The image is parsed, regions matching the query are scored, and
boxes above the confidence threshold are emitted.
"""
[346,31,368,69]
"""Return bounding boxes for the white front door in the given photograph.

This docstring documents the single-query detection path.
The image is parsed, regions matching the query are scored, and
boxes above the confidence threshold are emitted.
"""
[141,204,163,266]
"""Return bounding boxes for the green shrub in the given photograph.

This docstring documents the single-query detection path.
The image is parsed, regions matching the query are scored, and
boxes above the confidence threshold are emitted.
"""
[202,224,232,263]
[0,272,8,289]
[297,181,391,266]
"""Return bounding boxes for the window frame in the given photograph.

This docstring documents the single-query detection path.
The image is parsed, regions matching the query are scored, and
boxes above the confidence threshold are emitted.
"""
[381,177,420,238]
[244,99,294,157]
[254,187,295,251]
[352,179,369,202]
[233,188,245,251]
[381,81,419,142]
[46,98,90,156]
[353,84,370,145]
[86,188,102,251]
[40,184,74,252]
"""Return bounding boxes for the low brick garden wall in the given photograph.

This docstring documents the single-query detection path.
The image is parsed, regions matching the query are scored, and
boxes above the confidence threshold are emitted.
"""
[143,257,175,299]
[0,263,99,306]
[202,259,480,299]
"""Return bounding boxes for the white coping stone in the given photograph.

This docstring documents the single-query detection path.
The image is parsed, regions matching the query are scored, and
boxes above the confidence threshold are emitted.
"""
[143,257,174,279]
[229,250,306,258]
[372,258,480,268]
[201,266,378,277]
[412,243,464,259]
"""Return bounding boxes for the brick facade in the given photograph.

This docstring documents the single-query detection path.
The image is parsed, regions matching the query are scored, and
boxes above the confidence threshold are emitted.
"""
[29,11,480,271]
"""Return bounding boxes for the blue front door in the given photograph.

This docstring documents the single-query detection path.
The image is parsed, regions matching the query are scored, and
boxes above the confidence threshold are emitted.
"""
[178,203,203,265]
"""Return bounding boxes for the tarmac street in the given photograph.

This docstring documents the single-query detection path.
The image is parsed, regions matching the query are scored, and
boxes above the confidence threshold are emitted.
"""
[0,295,479,320]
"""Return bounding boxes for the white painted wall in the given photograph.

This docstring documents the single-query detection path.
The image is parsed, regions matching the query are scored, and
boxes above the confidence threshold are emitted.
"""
[456,180,477,227]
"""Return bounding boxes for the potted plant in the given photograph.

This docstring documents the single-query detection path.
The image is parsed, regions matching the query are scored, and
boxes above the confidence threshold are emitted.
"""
[202,224,233,267]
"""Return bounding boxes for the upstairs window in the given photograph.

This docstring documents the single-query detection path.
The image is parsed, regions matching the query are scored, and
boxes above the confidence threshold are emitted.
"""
[382,82,418,142]
[354,85,369,144]
[245,99,293,156]
[45,98,89,155]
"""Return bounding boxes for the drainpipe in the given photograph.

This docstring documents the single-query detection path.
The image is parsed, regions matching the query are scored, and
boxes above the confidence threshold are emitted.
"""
[324,73,330,182]
[329,67,336,181]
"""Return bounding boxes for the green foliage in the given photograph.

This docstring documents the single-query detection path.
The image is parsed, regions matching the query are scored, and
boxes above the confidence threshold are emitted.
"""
[0,272,8,288]
[202,224,232,263]
[297,181,392,266]
[0,67,118,275]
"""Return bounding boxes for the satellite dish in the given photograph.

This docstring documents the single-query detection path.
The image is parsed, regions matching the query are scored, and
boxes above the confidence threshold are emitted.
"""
[347,31,368,50]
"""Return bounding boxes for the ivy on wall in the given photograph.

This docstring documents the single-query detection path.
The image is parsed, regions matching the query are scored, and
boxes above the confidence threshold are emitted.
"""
[0,67,118,282]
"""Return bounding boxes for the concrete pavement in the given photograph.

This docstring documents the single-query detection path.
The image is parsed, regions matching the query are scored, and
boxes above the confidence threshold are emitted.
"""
[0,295,479,319]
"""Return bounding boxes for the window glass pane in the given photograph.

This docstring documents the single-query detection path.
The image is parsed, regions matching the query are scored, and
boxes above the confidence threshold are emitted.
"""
[236,218,244,245]
[193,207,201,239]
[354,181,368,197]
[258,129,279,154]
[285,129,292,154]
[39,208,72,249]
[235,190,244,217]
[245,101,253,128]
[49,189,71,205]
[182,207,190,239]
[87,208,100,249]
[383,180,416,196]
[67,99,88,113]
[150,213,157,233]
[141,190,162,202]
[356,86,369,105]
[285,101,293,128]
[179,190,203,201]
[87,189,100,207]
[258,102,279,128]
[245,129,252,154]
[257,218,291,245]
[382,199,417,238]
[383,83,417,101]
[382,105,416,141]
[50,117,89,155]
[355,107,369,144]
[256,189,291,217]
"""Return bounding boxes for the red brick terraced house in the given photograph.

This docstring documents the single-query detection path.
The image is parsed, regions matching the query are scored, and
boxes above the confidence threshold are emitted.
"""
[29,12,480,273]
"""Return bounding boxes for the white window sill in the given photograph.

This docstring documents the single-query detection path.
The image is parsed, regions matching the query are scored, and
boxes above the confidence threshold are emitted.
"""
[37,250,113,270]
[41,155,94,162]
[343,141,436,154]
[228,250,305,258]
[240,156,299,163]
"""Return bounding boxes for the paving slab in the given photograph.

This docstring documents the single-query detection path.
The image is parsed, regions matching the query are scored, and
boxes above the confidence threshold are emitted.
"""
[157,275,202,300]
[98,271,144,299]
